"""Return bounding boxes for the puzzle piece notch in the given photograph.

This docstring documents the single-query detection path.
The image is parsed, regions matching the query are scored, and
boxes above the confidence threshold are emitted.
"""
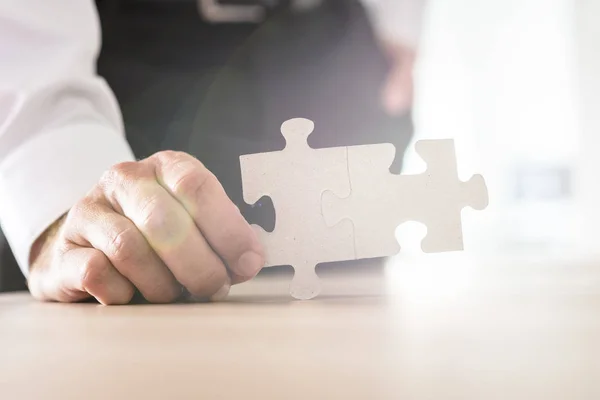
[416,173,488,252]
[240,118,355,300]
[322,139,489,259]
[414,139,489,210]
[410,139,489,253]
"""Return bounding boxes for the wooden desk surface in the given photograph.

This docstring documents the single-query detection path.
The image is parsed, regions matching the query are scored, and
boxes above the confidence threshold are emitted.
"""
[1,254,599,400]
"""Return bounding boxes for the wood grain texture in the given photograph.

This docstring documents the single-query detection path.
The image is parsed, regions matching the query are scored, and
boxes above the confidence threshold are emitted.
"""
[1,255,599,400]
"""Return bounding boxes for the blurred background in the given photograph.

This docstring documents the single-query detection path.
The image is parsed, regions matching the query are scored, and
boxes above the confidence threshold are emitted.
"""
[399,0,597,265]
[0,0,598,291]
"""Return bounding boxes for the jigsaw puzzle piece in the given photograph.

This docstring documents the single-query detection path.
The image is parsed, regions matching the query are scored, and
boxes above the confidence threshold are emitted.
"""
[322,139,489,259]
[322,143,405,259]
[240,118,355,300]
[411,140,489,253]
[249,224,332,300]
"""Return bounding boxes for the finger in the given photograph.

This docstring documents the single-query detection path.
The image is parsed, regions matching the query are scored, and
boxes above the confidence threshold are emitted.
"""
[60,246,135,305]
[150,151,264,280]
[230,272,255,285]
[101,162,230,298]
[64,197,181,304]
[186,274,231,303]
[210,275,231,302]
[28,248,91,304]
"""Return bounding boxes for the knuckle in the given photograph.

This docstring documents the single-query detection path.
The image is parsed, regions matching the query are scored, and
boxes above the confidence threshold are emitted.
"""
[63,198,97,238]
[153,151,213,191]
[68,197,94,222]
[154,150,182,161]
[172,164,216,199]
[80,254,109,290]
[138,195,166,233]
[106,226,139,263]
[99,162,142,193]
[102,161,138,182]
[153,150,190,165]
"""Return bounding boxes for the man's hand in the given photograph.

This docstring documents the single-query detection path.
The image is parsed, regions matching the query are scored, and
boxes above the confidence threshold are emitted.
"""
[28,151,265,305]
[380,40,417,116]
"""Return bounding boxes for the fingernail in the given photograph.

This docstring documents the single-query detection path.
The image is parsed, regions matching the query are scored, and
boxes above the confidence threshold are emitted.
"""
[210,282,231,302]
[237,251,265,278]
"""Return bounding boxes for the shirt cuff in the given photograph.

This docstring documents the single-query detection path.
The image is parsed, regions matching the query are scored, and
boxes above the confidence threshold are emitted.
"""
[0,124,135,278]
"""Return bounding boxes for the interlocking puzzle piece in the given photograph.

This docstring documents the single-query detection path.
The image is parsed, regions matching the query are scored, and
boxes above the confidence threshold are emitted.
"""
[240,118,355,300]
[322,139,489,259]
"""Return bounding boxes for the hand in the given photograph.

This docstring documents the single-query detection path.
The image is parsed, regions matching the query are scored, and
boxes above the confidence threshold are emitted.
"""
[28,151,265,305]
[380,40,417,116]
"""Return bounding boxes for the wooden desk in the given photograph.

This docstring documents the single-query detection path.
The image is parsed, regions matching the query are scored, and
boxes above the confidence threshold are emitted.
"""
[1,254,599,399]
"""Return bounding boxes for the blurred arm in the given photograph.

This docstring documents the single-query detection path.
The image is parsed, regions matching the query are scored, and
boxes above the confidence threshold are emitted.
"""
[362,0,427,49]
[0,0,135,277]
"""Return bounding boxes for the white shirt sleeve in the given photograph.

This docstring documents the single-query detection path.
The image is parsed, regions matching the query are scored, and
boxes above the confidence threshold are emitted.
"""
[0,0,136,277]
[362,0,427,48]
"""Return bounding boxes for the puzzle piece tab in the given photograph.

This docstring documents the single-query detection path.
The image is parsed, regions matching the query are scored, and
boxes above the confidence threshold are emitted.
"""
[240,118,355,300]
[322,139,489,259]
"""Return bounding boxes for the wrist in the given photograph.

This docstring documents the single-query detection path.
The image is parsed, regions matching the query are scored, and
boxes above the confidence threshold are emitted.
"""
[29,213,67,270]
